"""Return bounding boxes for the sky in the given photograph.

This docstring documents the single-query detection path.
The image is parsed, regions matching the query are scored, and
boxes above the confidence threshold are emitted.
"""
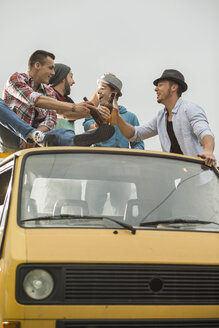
[0,0,219,160]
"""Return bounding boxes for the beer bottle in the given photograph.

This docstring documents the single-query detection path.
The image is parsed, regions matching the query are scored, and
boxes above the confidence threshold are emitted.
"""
[105,92,115,114]
[83,97,106,126]
[104,93,116,124]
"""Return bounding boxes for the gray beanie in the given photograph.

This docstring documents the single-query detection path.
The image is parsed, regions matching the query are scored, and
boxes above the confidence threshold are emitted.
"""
[49,63,71,87]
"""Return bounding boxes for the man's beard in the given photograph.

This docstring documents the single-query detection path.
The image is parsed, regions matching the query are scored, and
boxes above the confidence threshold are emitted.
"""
[157,88,171,104]
[64,79,71,96]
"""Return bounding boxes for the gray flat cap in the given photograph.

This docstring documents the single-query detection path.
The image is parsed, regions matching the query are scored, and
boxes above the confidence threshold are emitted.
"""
[97,74,122,96]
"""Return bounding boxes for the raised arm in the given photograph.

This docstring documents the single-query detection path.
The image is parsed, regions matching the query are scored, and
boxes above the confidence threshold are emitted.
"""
[116,112,135,138]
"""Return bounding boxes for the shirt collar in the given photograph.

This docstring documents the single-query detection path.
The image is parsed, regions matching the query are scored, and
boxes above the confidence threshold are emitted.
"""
[27,73,45,93]
[164,97,183,115]
[27,74,35,88]
[172,97,183,113]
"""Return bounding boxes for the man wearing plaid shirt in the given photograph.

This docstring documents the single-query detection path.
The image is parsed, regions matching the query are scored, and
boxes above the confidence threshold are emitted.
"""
[0,50,114,152]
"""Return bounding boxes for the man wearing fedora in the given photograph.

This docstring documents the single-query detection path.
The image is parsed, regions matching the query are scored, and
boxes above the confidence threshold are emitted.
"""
[107,69,216,166]
[83,73,144,216]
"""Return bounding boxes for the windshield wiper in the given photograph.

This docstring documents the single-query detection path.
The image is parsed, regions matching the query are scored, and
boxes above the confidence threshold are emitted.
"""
[22,214,85,222]
[22,215,136,234]
[92,217,136,234]
[140,218,219,227]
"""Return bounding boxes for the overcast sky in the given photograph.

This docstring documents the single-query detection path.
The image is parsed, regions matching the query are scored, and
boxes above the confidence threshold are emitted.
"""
[1,0,219,160]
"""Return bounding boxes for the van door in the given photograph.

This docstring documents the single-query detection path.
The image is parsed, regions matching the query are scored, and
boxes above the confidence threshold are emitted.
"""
[0,164,13,253]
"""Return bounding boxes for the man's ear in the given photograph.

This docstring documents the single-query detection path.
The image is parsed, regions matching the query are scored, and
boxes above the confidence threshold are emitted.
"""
[34,62,41,70]
[171,83,179,92]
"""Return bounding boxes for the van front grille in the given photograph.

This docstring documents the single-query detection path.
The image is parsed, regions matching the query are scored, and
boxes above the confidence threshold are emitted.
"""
[64,263,219,305]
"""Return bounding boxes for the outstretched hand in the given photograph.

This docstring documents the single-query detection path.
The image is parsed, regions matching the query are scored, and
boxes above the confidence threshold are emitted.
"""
[77,101,96,117]
[63,100,96,119]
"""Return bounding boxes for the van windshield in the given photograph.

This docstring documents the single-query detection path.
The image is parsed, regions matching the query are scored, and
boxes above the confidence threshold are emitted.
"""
[19,152,219,232]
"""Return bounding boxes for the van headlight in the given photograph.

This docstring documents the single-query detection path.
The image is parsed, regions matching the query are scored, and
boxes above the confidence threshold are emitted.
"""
[23,269,54,300]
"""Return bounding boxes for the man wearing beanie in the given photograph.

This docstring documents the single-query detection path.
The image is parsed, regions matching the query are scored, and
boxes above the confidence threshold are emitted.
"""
[0,50,115,152]
[106,69,216,167]
[49,63,76,131]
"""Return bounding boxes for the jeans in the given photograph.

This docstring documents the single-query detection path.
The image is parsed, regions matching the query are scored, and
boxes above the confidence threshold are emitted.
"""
[46,128,76,146]
[0,98,35,152]
[0,98,76,152]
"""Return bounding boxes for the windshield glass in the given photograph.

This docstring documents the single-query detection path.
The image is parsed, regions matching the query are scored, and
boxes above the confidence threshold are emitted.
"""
[19,152,219,232]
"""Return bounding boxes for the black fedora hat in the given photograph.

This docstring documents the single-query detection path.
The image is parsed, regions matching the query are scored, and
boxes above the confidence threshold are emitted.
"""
[153,69,188,92]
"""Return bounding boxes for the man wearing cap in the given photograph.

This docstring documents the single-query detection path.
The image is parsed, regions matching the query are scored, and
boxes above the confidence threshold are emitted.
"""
[0,50,114,152]
[83,73,144,216]
[110,69,216,166]
[84,73,144,149]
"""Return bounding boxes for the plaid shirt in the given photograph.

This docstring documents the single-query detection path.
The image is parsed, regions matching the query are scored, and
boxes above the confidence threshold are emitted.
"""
[3,72,57,130]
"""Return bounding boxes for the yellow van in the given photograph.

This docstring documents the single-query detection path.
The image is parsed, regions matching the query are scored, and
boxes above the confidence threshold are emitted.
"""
[0,146,219,328]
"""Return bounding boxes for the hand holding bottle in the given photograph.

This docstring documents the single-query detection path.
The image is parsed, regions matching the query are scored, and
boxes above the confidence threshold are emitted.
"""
[109,96,119,125]
[99,93,116,124]
[83,97,106,126]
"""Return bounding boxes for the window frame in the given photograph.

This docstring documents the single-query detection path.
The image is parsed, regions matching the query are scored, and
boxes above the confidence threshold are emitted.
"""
[0,159,15,257]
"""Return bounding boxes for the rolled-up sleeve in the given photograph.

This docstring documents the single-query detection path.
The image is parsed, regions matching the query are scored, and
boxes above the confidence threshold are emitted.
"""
[129,116,158,142]
[127,113,144,149]
[36,107,57,130]
[185,104,214,143]
[5,73,57,130]
[6,73,42,107]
